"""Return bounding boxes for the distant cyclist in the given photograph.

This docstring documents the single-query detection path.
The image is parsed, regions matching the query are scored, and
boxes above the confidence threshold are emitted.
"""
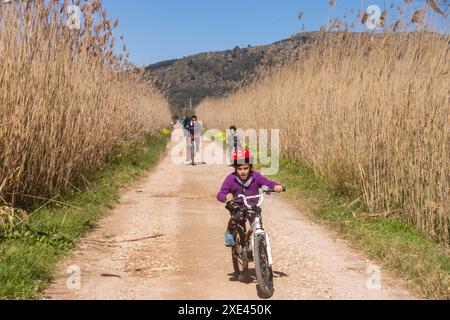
[183,115,202,162]
[226,126,242,165]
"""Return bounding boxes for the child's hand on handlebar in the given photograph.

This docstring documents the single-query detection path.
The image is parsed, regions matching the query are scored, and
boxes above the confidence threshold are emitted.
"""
[226,193,234,201]
[274,185,284,193]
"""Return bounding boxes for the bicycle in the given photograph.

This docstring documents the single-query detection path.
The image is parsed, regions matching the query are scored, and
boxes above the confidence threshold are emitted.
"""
[188,133,196,166]
[225,186,286,299]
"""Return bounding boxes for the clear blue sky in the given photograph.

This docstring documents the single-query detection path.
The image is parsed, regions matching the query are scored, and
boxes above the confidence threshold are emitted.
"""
[101,0,448,66]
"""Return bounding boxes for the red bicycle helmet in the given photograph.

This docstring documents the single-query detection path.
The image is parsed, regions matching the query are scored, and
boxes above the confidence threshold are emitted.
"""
[232,149,253,166]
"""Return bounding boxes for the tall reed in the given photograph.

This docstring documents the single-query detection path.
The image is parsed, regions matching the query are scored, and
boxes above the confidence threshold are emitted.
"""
[0,0,171,204]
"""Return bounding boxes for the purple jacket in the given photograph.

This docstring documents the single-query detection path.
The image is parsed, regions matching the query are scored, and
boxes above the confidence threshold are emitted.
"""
[217,171,279,206]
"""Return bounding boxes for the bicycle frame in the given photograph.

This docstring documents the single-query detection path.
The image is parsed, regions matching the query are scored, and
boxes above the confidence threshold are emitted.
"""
[230,189,275,267]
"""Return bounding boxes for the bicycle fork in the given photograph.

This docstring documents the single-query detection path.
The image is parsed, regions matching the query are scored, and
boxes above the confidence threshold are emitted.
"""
[250,217,274,267]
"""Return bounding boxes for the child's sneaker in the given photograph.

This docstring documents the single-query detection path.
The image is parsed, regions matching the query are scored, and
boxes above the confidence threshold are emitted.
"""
[224,230,235,247]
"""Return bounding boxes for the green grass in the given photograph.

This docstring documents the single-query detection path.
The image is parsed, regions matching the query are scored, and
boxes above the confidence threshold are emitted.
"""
[275,159,450,300]
[0,132,169,299]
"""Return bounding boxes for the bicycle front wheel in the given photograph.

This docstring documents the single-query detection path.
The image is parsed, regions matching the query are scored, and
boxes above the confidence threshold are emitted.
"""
[254,234,274,298]
[191,139,195,165]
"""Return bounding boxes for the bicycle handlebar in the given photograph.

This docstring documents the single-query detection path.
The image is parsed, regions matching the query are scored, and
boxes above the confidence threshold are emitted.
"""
[225,186,287,209]
[263,186,287,193]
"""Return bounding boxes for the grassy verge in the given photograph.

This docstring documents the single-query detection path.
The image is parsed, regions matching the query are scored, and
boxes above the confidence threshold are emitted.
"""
[0,132,170,299]
[274,159,450,300]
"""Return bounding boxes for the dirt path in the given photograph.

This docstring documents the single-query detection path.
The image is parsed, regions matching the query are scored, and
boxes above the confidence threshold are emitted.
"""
[43,136,417,300]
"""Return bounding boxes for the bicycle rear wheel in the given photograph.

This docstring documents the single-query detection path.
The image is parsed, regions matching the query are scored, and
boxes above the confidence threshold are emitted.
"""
[254,234,274,298]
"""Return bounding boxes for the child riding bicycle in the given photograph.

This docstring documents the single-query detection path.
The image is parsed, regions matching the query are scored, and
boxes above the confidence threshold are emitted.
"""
[216,149,283,247]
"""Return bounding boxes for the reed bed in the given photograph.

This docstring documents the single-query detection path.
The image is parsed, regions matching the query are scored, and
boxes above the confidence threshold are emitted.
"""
[0,0,171,204]
[198,4,450,244]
